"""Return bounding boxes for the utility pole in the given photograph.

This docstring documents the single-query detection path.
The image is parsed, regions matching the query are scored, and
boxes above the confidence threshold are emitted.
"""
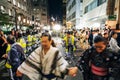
[13,7,18,38]
[13,7,17,30]
[32,15,34,29]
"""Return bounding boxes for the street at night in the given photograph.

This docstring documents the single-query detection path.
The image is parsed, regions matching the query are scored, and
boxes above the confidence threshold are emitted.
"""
[0,37,84,80]
[0,0,120,80]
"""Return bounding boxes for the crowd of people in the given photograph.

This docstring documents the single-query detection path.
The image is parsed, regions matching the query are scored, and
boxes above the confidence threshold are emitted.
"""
[64,28,119,51]
[62,28,120,80]
[0,27,120,80]
[0,29,41,80]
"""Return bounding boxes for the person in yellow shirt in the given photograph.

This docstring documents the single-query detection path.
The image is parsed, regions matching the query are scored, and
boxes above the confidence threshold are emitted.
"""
[17,32,26,53]
[63,31,75,59]
[26,29,32,52]
[32,32,37,48]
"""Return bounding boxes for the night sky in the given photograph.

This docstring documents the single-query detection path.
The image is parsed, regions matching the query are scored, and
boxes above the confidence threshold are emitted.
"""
[48,0,63,21]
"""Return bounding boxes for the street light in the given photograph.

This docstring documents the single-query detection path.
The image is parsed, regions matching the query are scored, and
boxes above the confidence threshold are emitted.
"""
[53,24,61,31]
[35,22,37,25]
[18,16,21,29]
[30,21,32,25]
[13,7,17,30]
[18,16,21,21]
[32,21,34,24]
[27,19,29,24]
[23,18,26,23]
[53,24,61,37]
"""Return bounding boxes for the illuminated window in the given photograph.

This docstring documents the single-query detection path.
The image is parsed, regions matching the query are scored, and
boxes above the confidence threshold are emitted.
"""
[8,9,12,16]
[1,6,5,11]
[24,0,26,2]
[84,0,105,14]
[18,2,20,8]
[13,0,16,5]
[8,0,11,2]
[0,6,6,13]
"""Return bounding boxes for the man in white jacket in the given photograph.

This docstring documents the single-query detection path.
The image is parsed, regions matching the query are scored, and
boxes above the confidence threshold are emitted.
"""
[16,33,78,80]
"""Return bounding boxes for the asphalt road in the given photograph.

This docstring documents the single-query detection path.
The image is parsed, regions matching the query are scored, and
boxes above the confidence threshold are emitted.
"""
[54,37,84,80]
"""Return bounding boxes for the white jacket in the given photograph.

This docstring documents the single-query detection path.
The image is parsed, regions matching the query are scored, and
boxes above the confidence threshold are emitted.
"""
[109,37,120,52]
[18,46,69,80]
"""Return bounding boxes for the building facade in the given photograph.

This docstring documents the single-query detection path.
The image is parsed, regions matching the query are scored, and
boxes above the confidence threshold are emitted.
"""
[31,0,48,27]
[66,0,120,29]
[0,0,34,30]
[63,0,67,26]
[0,0,48,30]
[82,0,108,29]
[83,0,120,29]
[66,0,82,29]
[113,0,120,29]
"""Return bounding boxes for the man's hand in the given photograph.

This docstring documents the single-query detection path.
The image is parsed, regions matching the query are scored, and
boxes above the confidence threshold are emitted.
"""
[16,70,23,77]
[2,54,8,58]
[68,67,78,77]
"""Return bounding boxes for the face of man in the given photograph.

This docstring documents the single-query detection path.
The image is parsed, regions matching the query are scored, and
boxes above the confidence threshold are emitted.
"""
[67,34,71,38]
[41,36,51,49]
[94,42,106,53]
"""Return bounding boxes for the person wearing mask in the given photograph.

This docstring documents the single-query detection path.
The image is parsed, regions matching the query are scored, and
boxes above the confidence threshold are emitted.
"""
[16,33,78,80]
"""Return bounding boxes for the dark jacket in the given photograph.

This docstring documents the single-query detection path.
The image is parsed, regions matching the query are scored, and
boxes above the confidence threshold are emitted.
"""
[88,33,93,46]
[0,36,7,60]
[8,43,25,72]
[78,47,120,80]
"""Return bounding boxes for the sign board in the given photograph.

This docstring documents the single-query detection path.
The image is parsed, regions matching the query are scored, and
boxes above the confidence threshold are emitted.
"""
[108,15,117,21]
[105,20,117,29]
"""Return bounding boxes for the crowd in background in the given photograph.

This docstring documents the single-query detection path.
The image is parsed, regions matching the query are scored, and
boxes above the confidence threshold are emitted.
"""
[64,27,120,52]
[0,26,120,80]
[0,28,41,60]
